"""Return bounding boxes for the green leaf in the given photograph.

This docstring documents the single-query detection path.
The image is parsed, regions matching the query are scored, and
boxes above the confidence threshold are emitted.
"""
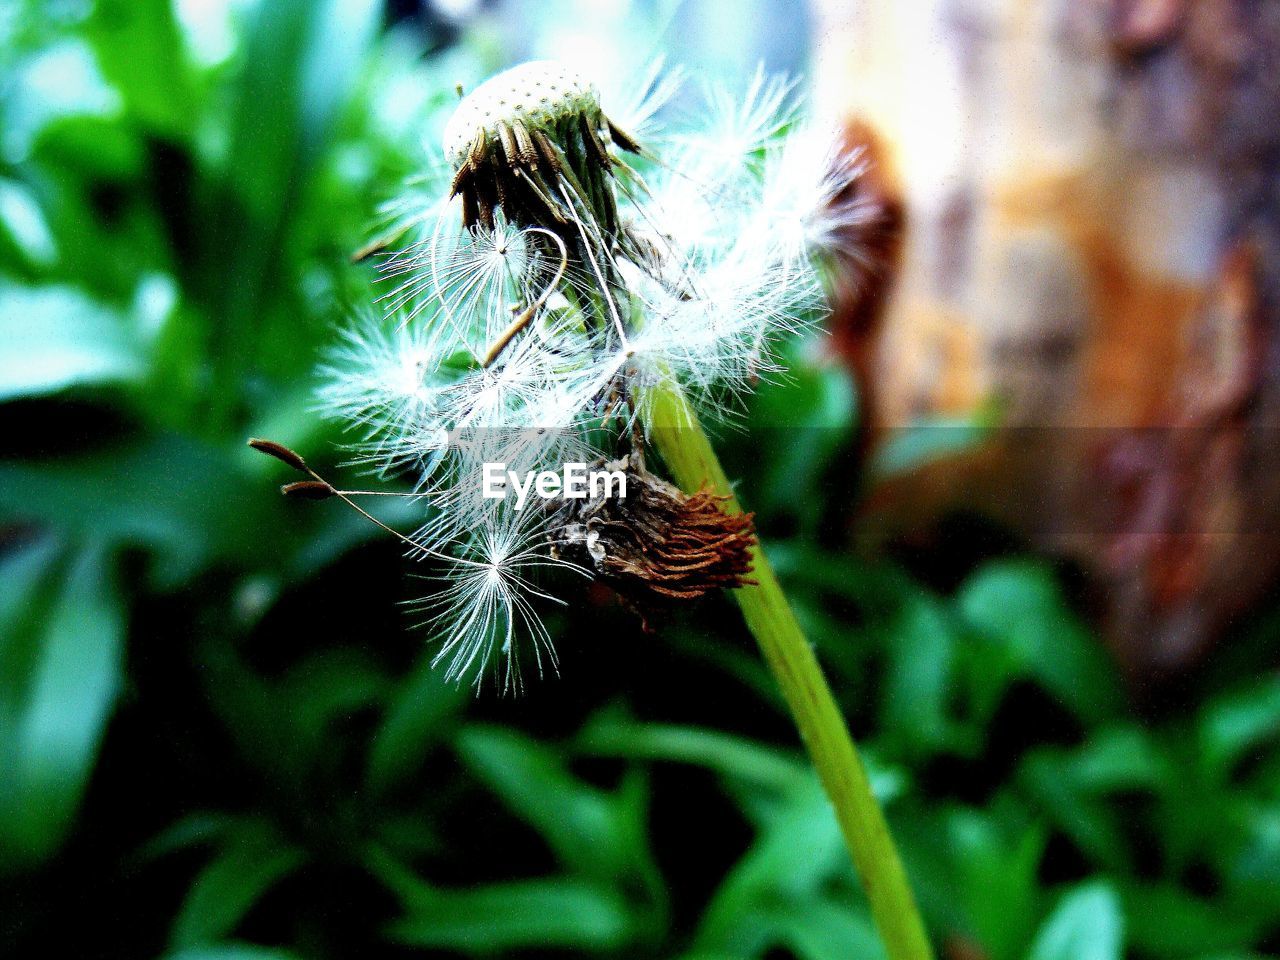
[137,812,236,862]
[296,0,383,148]
[381,871,632,952]
[196,0,380,424]
[366,656,466,795]
[1222,803,1280,906]
[391,881,631,951]
[577,714,904,823]
[576,714,808,792]
[868,403,1000,482]
[0,436,269,584]
[0,178,56,267]
[739,342,857,527]
[456,725,652,884]
[3,39,121,159]
[1029,882,1123,960]
[1198,678,1280,782]
[0,283,145,400]
[767,545,960,756]
[280,650,388,748]
[900,808,1044,960]
[0,541,123,866]
[1059,725,1168,790]
[0,533,61,632]
[694,779,848,951]
[967,819,1045,960]
[879,590,957,757]
[85,0,197,139]
[957,559,1121,722]
[1017,727,1168,872]
[170,820,307,949]
[763,898,886,960]
[0,432,399,587]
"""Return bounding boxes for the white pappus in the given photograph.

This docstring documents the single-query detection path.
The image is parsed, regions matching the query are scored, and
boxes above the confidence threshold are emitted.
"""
[318,58,871,691]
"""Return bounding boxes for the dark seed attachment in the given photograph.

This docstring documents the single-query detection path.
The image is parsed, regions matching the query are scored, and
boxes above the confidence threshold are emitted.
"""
[281,480,336,500]
[548,456,757,625]
[247,438,308,472]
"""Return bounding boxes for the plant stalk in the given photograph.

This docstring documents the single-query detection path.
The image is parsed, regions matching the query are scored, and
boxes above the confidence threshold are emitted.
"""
[643,380,934,960]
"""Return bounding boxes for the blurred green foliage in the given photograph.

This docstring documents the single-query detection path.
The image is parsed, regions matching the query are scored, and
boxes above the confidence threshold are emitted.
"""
[2,2,1279,959]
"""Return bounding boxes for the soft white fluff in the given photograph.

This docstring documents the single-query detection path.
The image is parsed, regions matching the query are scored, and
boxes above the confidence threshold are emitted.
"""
[320,61,869,688]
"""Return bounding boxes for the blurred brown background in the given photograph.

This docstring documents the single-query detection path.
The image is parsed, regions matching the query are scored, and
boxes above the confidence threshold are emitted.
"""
[815,0,1280,677]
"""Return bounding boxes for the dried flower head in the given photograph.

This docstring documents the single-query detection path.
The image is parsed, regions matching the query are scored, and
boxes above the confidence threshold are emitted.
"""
[548,455,756,626]
[303,58,868,688]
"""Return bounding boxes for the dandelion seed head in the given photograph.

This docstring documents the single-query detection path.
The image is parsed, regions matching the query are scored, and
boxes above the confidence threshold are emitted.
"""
[443,60,601,166]
[321,58,868,688]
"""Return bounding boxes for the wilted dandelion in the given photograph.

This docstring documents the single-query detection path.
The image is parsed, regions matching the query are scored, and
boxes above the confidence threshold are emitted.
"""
[270,58,870,689]
[251,58,938,957]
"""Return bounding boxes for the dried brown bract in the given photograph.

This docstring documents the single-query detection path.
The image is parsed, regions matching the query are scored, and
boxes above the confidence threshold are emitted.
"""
[548,456,757,623]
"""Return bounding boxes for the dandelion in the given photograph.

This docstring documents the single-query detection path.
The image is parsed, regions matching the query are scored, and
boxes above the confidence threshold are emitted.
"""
[271,59,879,685]
[302,58,871,685]
[253,58,931,960]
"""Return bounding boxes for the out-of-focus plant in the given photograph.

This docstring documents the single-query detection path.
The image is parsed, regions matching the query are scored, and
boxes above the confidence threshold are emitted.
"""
[0,0,441,869]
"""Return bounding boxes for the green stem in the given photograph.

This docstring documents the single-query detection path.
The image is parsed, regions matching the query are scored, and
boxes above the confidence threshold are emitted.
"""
[643,381,934,960]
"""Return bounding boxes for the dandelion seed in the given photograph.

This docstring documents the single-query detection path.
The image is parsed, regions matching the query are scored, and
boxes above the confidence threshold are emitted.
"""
[416,504,586,693]
[316,312,458,476]
[599,56,683,147]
